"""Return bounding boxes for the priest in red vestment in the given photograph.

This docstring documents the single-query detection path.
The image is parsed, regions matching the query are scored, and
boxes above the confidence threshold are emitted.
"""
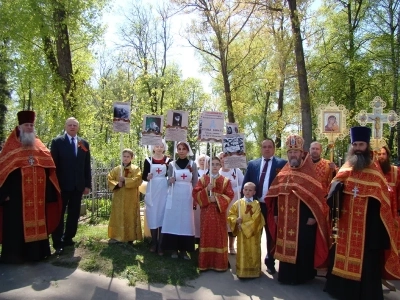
[0,111,62,263]
[265,134,329,285]
[325,127,400,300]
[193,156,234,271]
[309,141,337,193]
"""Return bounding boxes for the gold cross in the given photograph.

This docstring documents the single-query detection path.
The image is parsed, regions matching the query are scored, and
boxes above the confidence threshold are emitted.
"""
[288,229,295,236]
[38,177,44,184]
[280,205,284,212]
[340,228,346,235]
[290,206,296,213]
[26,177,32,184]
[355,209,362,217]
[285,177,290,190]
[38,199,43,205]
[26,200,33,206]
[353,230,361,238]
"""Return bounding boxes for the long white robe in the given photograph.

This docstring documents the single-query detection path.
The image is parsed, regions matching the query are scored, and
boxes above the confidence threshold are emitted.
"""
[162,161,196,236]
[145,158,169,229]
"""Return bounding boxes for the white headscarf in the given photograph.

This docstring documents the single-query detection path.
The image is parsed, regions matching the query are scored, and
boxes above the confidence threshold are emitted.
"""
[176,141,194,156]
[149,139,167,154]
[195,153,210,168]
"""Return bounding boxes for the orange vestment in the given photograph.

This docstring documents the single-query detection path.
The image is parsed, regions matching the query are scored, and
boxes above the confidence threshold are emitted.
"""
[313,158,334,193]
[0,127,62,243]
[266,154,329,268]
[330,162,400,280]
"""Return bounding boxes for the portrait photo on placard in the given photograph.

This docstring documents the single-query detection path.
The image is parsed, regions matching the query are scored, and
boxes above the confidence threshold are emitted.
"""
[226,123,239,135]
[223,135,245,155]
[113,105,130,120]
[166,110,188,128]
[144,116,162,134]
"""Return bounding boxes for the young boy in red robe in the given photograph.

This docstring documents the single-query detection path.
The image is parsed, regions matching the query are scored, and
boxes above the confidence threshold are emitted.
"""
[193,156,234,271]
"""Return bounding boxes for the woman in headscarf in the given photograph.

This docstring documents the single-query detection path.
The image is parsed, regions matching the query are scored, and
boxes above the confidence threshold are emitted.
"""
[161,141,198,260]
[142,140,170,255]
[194,154,210,245]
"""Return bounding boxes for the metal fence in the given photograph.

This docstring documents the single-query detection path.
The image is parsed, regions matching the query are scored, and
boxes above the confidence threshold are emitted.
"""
[82,160,145,217]
[82,160,115,217]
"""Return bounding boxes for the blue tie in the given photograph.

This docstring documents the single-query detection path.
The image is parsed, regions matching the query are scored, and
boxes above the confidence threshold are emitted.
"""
[71,137,76,156]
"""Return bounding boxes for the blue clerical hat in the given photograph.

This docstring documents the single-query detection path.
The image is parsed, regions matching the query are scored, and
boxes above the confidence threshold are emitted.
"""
[350,126,371,144]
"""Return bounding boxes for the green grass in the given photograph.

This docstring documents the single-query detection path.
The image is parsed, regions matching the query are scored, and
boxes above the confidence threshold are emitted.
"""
[48,216,200,286]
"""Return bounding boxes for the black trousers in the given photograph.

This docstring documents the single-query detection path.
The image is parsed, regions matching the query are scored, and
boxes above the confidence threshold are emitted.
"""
[52,190,83,248]
[259,202,275,269]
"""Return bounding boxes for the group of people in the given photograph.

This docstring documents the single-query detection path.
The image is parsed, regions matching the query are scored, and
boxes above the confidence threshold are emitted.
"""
[2,110,400,300]
[0,111,91,262]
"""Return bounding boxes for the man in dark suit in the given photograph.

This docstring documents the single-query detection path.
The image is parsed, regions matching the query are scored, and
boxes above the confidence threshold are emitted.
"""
[242,138,287,274]
[51,117,91,255]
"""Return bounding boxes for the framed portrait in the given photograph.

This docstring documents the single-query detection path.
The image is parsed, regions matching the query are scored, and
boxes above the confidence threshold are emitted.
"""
[166,110,188,129]
[315,100,348,143]
[143,116,162,135]
[323,112,341,133]
[113,102,131,133]
[141,115,163,145]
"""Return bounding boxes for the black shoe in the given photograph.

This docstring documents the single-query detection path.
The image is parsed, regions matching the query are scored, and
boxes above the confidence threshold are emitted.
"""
[267,267,276,275]
[63,240,75,247]
[54,248,64,255]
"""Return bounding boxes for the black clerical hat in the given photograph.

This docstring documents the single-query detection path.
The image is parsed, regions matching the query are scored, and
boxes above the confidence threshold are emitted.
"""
[350,126,371,144]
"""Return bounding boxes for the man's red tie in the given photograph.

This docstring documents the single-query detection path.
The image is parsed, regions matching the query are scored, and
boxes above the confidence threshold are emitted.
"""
[257,158,270,199]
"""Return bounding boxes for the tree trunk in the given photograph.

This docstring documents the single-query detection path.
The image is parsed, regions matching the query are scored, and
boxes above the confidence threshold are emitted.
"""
[221,55,235,123]
[0,41,9,142]
[287,0,312,149]
[262,91,271,139]
[53,1,76,114]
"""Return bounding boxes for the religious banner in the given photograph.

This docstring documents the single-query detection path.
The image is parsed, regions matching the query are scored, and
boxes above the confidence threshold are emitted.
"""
[355,96,400,150]
[315,99,349,162]
[315,100,348,144]
[113,102,131,133]
[198,111,224,142]
[222,134,247,169]
[165,110,188,141]
[141,115,163,145]
[226,123,239,135]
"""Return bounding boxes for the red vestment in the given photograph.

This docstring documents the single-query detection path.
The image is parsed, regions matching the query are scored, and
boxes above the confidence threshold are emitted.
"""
[0,127,62,243]
[330,162,400,280]
[380,163,400,280]
[266,154,329,269]
[313,158,334,193]
[193,174,234,271]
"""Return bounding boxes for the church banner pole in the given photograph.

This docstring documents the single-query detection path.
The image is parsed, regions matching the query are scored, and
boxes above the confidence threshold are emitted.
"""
[148,145,153,206]
[120,133,123,177]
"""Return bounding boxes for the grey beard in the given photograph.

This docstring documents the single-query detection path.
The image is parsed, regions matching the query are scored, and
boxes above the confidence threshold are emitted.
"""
[348,153,371,171]
[289,158,301,168]
[20,131,36,146]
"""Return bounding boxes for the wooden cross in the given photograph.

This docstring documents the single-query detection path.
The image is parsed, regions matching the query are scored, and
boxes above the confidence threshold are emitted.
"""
[352,186,359,198]
[181,173,188,180]
[156,168,162,174]
[356,96,399,139]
